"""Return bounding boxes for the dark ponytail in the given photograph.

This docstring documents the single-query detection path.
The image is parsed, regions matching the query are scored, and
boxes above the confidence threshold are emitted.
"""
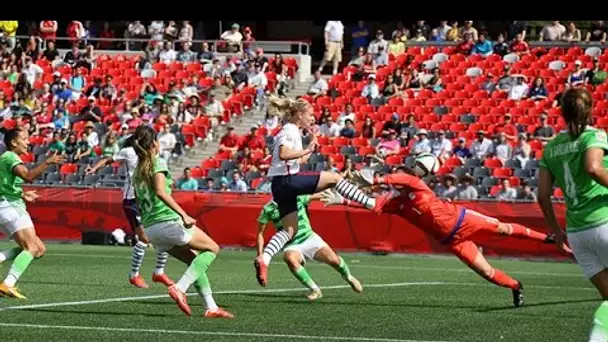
[3,129,22,151]
[132,126,157,187]
[561,88,593,139]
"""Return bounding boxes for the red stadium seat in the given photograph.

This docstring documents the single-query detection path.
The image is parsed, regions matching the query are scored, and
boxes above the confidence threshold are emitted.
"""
[483,158,503,169]
[492,167,513,179]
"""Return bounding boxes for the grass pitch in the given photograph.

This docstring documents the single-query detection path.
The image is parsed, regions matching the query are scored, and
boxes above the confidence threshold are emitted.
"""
[0,243,597,342]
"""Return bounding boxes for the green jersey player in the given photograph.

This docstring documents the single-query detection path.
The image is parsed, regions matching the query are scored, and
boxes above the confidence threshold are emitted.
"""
[537,88,608,341]
[256,193,363,300]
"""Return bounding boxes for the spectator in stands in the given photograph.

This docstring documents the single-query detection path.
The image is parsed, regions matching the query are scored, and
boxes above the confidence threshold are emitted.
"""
[54,79,73,102]
[176,42,196,63]
[368,30,388,55]
[176,167,199,190]
[493,114,517,140]
[256,146,272,174]
[340,119,357,138]
[164,21,178,42]
[539,21,566,41]
[392,68,405,91]
[24,37,40,62]
[263,111,279,131]
[457,174,479,200]
[382,112,403,136]
[229,171,248,192]
[219,126,239,154]
[237,146,258,173]
[380,74,399,101]
[495,66,515,92]
[0,21,18,51]
[494,132,512,163]
[101,132,119,158]
[7,65,18,85]
[241,125,265,151]
[74,131,92,161]
[429,28,442,42]
[587,21,607,42]
[446,21,460,41]
[508,76,529,100]
[39,20,58,42]
[377,129,400,156]
[202,178,215,192]
[159,42,176,64]
[508,21,528,41]
[68,67,86,100]
[412,21,431,40]
[337,103,356,128]
[514,133,531,169]
[360,116,376,139]
[78,44,95,71]
[509,33,530,56]
[351,21,371,55]
[411,29,426,42]
[248,63,268,106]
[457,33,474,55]
[47,131,65,155]
[307,71,328,97]
[527,77,548,100]
[63,45,81,67]
[148,20,165,43]
[562,22,581,42]
[74,96,102,124]
[219,177,229,192]
[15,74,32,99]
[497,178,517,201]
[406,69,422,91]
[412,129,432,156]
[568,61,588,85]
[423,68,443,92]
[241,27,256,53]
[585,58,607,86]
[53,106,70,130]
[436,174,458,199]
[158,124,177,161]
[493,34,509,57]
[221,23,243,52]
[471,130,493,159]
[471,33,493,57]
[392,21,409,42]
[144,43,160,63]
[135,55,152,71]
[436,21,451,41]
[460,21,478,41]
[253,48,270,73]
[348,47,366,67]
[374,46,389,67]
[98,21,115,50]
[431,130,452,163]
[208,76,232,102]
[203,93,224,127]
[319,115,340,137]
[100,75,117,101]
[84,121,99,147]
[178,21,193,44]
[197,42,214,64]
[399,114,417,141]
[362,74,382,106]
[317,21,344,76]
[64,133,79,162]
[518,182,537,201]
[534,113,555,143]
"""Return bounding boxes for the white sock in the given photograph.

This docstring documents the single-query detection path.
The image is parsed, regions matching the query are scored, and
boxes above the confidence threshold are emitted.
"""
[335,179,376,209]
[262,230,291,265]
[154,252,168,275]
[130,241,147,278]
[194,281,219,311]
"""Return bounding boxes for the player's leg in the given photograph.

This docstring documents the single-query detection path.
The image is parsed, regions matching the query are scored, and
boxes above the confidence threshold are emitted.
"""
[448,240,524,307]
[590,301,608,342]
[465,209,551,243]
[316,171,384,212]
[283,249,321,300]
[311,236,362,293]
[0,225,42,299]
[0,246,22,264]
[124,199,150,288]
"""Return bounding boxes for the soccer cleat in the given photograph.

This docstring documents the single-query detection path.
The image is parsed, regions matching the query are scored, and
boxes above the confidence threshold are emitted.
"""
[372,192,392,214]
[152,273,175,287]
[254,257,268,287]
[0,283,26,299]
[129,275,149,289]
[204,307,235,319]
[346,275,363,293]
[512,281,524,307]
[168,285,192,316]
[544,233,556,244]
[306,288,323,301]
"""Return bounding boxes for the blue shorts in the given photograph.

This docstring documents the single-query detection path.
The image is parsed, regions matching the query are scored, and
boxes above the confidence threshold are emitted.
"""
[122,198,142,233]
[271,172,321,219]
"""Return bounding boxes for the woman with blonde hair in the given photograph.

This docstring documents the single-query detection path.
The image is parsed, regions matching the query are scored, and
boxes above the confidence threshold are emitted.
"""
[254,96,390,287]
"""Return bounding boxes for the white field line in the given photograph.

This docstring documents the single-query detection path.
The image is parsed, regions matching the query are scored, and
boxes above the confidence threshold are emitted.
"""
[0,281,444,311]
[0,322,456,342]
[47,252,584,277]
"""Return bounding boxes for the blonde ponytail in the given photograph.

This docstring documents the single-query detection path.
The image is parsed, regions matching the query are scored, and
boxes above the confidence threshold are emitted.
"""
[267,95,311,120]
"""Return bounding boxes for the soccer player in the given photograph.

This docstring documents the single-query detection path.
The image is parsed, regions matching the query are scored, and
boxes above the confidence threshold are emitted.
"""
[322,164,564,307]
[131,126,233,319]
[255,96,389,287]
[86,135,172,289]
[256,193,363,300]
[0,129,65,299]
[536,88,608,341]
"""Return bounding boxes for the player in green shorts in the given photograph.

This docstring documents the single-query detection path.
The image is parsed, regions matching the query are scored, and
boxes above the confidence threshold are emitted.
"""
[131,126,233,319]
[0,128,65,299]
[537,88,608,341]
[256,193,363,300]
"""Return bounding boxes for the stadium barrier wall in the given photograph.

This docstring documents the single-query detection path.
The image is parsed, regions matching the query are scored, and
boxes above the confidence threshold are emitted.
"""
[14,187,570,260]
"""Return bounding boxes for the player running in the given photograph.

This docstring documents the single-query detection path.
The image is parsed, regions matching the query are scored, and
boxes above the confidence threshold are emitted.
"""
[0,128,65,299]
[256,193,363,300]
[322,162,565,307]
[536,88,608,340]
[86,136,173,289]
[131,126,233,319]
[255,96,389,287]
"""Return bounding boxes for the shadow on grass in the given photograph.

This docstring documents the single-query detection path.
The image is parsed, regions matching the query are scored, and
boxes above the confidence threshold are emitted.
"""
[476,297,600,313]
[19,307,173,318]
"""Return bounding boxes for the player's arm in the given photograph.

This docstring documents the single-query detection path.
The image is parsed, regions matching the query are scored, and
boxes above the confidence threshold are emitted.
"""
[537,167,570,254]
[278,131,317,161]
[375,173,420,188]
[585,148,608,188]
[85,156,113,175]
[13,152,65,183]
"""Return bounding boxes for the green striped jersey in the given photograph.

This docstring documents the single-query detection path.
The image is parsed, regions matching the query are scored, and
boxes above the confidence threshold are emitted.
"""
[257,195,313,245]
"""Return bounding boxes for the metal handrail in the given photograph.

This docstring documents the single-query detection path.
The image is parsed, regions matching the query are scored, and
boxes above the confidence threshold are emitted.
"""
[14,35,311,55]
[389,40,608,49]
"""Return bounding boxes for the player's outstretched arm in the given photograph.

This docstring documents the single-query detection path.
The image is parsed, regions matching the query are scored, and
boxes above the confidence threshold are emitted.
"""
[14,152,66,183]
[85,156,113,175]
[537,167,569,254]
[376,173,419,188]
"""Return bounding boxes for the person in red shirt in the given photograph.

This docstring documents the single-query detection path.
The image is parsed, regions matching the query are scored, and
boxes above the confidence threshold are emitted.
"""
[493,114,518,140]
[219,126,240,154]
[39,20,58,42]
[240,125,266,151]
[457,33,474,55]
[98,21,115,50]
[509,33,530,55]
[323,164,570,307]
[237,146,258,173]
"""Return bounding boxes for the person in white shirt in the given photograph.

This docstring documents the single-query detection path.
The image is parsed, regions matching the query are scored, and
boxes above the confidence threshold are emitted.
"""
[148,21,165,42]
[470,131,494,159]
[318,21,344,75]
[436,21,451,40]
[497,179,518,201]
[158,124,177,161]
[362,75,381,105]
[307,71,328,97]
[248,64,268,105]
[84,122,99,147]
[204,93,225,127]
[21,57,43,88]
[85,135,172,289]
[494,132,512,163]
[368,30,389,54]
[319,116,341,137]
[221,23,243,52]
[158,42,176,64]
[413,129,432,155]
[431,130,453,163]
[336,103,356,128]
[508,76,529,100]
[255,96,384,287]
[540,21,566,41]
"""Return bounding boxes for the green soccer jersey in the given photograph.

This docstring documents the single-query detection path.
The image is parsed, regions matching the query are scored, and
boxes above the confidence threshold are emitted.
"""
[257,195,314,246]
[540,127,608,232]
[134,156,181,227]
[0,151,25,207]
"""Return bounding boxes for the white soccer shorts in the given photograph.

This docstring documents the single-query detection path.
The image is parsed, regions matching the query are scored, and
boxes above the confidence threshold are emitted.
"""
[145,220,193,253]
[283,233,328,263]
[568,223,608,279]
[0,199,34,237]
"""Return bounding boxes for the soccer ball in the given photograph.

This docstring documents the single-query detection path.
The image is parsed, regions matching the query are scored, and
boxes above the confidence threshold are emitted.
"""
[414,153,440,177]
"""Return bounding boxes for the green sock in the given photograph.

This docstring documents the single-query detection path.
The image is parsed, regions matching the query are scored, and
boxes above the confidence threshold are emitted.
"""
[4,250,34,287]
[292,266,319,291]
[193,273,218,311]
[0,247,22,263]
[590,301,608,342]
[175,251,216,293]
[335,257,352,280]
